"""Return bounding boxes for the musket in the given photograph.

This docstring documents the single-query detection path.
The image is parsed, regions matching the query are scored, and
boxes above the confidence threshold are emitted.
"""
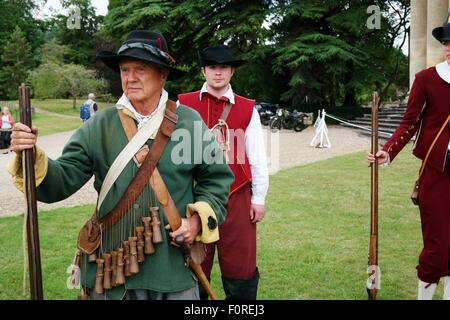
[149,167,218,300]
[18,83,44,300]
[367,92,380,300]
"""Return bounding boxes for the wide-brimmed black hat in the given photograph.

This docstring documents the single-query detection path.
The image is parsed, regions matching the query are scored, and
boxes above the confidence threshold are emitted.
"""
[432,12,450,42]
[198,45,246,68]
[97,30,186,80]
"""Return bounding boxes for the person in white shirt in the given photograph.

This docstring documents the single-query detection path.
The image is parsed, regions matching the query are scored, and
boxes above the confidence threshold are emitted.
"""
[1,106,15,151]
[178,44,269,300]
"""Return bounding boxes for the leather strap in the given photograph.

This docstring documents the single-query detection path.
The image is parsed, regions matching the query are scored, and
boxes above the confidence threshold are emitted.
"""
[118,103,182,231]
[148,166,182,231]
[418,113,450,180]
[117,110,149,167]
[96,107,165,212]
[219,102,232,122]
[98,100,177,228]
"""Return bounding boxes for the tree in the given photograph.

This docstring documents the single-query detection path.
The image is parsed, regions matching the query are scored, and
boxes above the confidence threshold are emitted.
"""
[0,26,34,99]
[28,62,63,99]
[61,63,106,108]
[44,0,104,66]
[270,0,409,111]
[28,62,106,108]
[99,0,271,97]
[37,40,72,65]
[0,0,42,52]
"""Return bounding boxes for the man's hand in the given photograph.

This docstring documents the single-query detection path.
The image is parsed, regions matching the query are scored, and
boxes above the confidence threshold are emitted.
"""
[250,203,265,223]
[166,213,201,245]
[367,150,389,166]
[10,123,38,153]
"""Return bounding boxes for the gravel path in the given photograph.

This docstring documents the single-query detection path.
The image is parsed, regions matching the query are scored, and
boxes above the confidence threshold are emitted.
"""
[0,125,370,217]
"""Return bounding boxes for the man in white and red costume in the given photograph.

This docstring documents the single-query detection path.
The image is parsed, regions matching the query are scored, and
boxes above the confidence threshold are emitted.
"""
[178,45,269,299]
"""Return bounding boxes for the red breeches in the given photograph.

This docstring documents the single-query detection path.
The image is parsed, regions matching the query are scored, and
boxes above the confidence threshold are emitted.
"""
[201,184,257,280]
[417,163,450,284]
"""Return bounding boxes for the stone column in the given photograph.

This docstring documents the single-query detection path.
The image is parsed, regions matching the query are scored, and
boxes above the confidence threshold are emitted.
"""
[426,0,449,67]
[410,0,428,87]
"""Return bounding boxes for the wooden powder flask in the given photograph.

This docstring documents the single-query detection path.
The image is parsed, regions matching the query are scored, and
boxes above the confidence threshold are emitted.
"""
[123,240,132,277]
[94,258,105,294]
[150,207,163,243]
[111,251,118,287]
[115,248,125,285]
[128,236,139,274]
[142,217,155,254]
[103,253,112,290]
[136,227,145,262]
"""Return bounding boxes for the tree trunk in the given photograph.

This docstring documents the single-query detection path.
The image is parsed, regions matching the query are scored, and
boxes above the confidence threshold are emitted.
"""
[72,97,77,109]
[343,87,357,107]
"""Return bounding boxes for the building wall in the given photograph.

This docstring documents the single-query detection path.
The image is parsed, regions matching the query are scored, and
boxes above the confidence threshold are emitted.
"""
[410,0,449,87]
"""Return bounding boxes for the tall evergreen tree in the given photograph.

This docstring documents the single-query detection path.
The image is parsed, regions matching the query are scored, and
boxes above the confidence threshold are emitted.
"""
[0,26,34,99]
[0,0,45,64]
[99,0,271,96]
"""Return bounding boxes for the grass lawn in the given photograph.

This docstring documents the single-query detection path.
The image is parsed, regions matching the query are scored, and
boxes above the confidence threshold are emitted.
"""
[0,148,442,300]
[5,99,114,136]
[31,113,81,137]
[31,99,111,117]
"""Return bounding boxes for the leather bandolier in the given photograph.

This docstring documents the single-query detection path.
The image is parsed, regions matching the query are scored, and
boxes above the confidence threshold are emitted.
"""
[75,100,178,299]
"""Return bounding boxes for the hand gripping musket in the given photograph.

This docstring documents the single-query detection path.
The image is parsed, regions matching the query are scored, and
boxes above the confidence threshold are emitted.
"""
[367,92,380,300]
[149,167,217,300]
[19,83,44,300]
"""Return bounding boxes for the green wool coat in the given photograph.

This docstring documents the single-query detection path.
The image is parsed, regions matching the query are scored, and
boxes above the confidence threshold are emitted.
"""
[36,105,234,299]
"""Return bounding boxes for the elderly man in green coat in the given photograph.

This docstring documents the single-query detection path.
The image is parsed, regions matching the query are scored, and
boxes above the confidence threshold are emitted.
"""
[8,30,233,300]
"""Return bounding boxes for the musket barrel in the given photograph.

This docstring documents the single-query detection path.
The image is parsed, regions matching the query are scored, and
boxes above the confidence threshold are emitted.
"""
[19,83,43,300]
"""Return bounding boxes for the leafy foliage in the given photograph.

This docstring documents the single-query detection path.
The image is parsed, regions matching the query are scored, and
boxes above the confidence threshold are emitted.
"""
[0,0,410,114]
[0,27,34,99]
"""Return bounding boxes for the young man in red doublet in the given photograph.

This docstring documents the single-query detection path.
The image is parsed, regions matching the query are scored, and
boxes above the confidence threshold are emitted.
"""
[368,13,450,300]
[178,45,269,299]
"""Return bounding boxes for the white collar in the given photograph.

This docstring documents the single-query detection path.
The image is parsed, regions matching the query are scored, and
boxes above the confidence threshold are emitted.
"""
[116,89,168,129]
[436,61,450,84]
[199,82,235,104]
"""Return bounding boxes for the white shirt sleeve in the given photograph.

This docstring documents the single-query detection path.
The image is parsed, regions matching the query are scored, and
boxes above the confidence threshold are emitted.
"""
[245,108,269,205]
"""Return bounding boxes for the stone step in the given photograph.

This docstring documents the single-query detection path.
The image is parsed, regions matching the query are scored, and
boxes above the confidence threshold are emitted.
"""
[338,103,408,142]
[361,114,404,120]
[378,109,407,115]
[356,117,402,124]
[348,120,399,131]
[341,123,393,140]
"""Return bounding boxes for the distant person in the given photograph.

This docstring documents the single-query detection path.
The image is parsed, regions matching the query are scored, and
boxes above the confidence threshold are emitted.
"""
[178,44,269,300]
[0,106,15,151]
[367,12,450,300]
[80,93,98,122]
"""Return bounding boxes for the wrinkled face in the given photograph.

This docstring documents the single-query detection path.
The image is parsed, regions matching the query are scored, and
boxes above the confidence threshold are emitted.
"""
[443,40,450,64]
[202,65,234,91]
[119,59,168,105]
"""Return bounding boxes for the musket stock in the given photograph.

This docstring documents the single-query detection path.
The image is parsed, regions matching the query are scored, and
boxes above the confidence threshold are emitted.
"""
[19,83,43,300]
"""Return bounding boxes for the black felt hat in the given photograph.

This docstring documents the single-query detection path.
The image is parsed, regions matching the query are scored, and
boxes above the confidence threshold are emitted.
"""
[432,12,450,42]
[198,45,246,67]
[97,30,186,80]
